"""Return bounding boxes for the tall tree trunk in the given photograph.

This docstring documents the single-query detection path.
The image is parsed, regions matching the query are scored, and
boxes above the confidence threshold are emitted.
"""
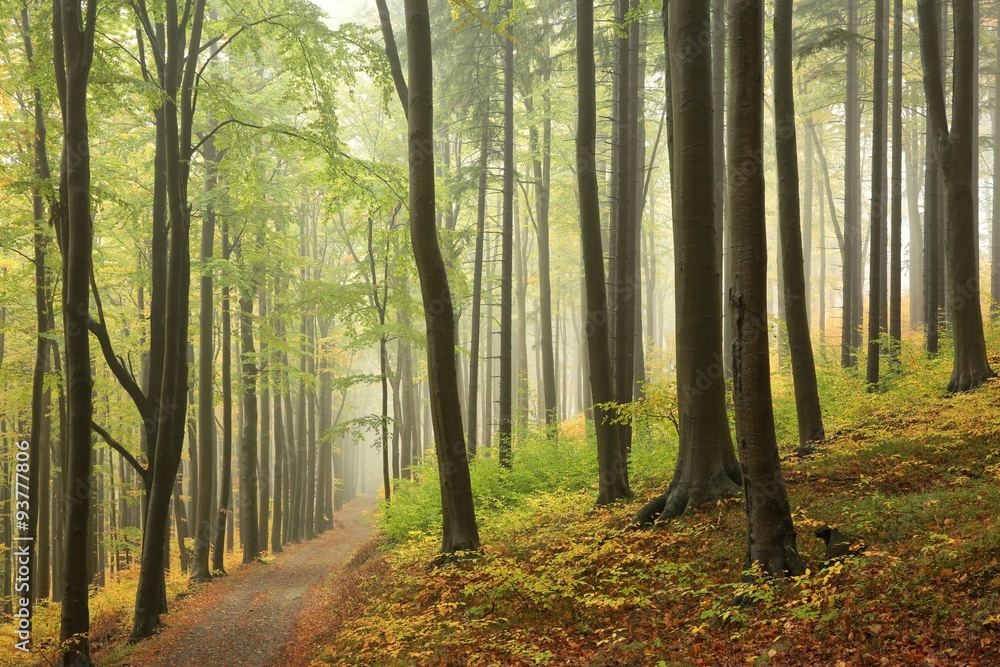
[467,107,489,456]
[498,0,514,468]
[270,344,284,553]
[917,0,995,392]
[54,0,97,659]
[993,32,1000,319]
[843,0,860,368]
[239,285,260,562]
[906,135,924,329]
[532,64,557,430]
[774,0,825,442]
[129,0,207,640]
[713,0,730,377]
[867,0,888,388]
[257,288,270,548]
[634,0,740,524]
[578,0,630,505]
[889,0,903,354]
[728,0,805,578]
[404,0,481,554]
[212,224,233,571]
[613,0,637,471]
[191,129,217,583]
[924,115,940,353]
[22,1,54,615]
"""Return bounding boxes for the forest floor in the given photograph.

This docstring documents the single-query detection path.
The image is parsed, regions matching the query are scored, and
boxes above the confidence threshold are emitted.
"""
[300,349,1000,666]
[96,494,377,667]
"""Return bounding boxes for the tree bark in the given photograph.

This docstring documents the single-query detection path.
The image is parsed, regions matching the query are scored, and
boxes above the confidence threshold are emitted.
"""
[613,0,637,471]
[993,30,1000,320]
[190,128,217,583]
[55,0,97,660]
[499,2,515,467]
[843,0,861,368]
[728,0,805,578]
[917,0,995,392]
[404,0,481,553]
[889,0,903,354]
[129,0,207,641]
[774,0,825,442]
[466,106,489,456]
[634,0,740,524]
[867,0,888,388]
[258,288,270,547]
[239,285,260,562]
[212,223,233,571]
[578,0,630,506]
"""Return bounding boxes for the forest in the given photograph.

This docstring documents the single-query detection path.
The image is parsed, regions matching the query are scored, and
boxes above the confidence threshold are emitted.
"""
[0,0,999,664]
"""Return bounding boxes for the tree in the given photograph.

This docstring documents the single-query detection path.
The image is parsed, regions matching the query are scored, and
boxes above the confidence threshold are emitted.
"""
[842,0,861,368]
[20,0,54,626]
[498,0,515,468]
[578,0,630,506]
[774,0,825,442]
[238,260,261,563]
[190,125,218,583]
[633,0,740,523]
[917,0,995,392]
[613,0,637,469]
[467,105,490,456]
[867,0,888,388]
[404,0,481,554]
[889,0,903,352]
[128,0,208,640]
[728,0,805,578]
[54,0,98,661]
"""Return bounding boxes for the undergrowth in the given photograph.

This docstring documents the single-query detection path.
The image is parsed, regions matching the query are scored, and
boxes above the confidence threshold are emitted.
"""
[316,325,1000,666]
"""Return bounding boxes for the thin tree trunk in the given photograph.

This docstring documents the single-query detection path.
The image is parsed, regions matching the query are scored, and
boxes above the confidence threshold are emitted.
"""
[580,0,629,505]
[906,135,924,328]
[498,0,515,468]
[212,224,233,571]
[889,0,903,354]
[843,0,860,368]
[191,127,217,583]
[257,288,270,548]
[993,32,1000,319]
[774,0,826,441]
[867,0,888,388]
[467,107,489,455]
[238,284,260,562]
[270,343,284,553]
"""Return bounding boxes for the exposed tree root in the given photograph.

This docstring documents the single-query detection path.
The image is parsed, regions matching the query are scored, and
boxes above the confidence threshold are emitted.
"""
[631,470,743,527]
[947,365,996,394]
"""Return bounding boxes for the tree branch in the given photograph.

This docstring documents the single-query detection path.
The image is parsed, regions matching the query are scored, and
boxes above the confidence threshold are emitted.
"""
[92,422,149,482]
[88,316,149,419]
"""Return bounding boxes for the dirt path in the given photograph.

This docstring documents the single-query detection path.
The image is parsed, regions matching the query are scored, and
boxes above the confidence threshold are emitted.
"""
[112,495,377,667]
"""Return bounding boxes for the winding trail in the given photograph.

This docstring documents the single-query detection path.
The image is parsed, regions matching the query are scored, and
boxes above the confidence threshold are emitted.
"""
[110,495,377,667]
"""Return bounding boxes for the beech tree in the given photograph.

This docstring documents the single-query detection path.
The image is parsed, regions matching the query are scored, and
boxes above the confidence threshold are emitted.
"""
[403,0,481,553]
[728,0,805,577]
[634,0,740,523]
[54,0,98,661]
[917,0,995,392]
[774,0,825,442]
[578,0,630,506]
